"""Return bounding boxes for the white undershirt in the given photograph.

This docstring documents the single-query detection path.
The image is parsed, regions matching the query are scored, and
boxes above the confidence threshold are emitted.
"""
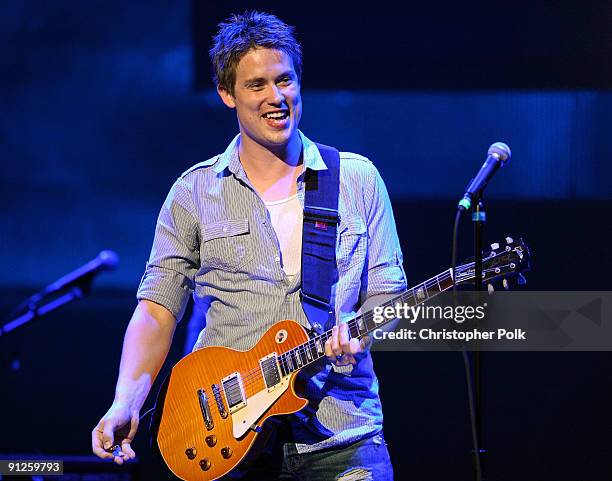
[264,194,303,279]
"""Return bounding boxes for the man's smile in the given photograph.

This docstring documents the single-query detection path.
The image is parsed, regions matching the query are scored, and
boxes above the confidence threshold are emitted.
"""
[261,109,290,128]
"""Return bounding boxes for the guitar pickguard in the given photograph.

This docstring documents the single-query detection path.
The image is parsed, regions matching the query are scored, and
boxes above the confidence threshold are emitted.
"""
[231,376,291,438]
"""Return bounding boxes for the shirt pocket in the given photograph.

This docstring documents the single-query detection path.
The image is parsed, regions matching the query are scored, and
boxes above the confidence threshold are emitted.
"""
[201,218,253,272]
[337,215,367,272]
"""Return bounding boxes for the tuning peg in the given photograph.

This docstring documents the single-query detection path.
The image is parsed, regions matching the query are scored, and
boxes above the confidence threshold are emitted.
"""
[490,242,500,250]
[487,283,495,295]
[517,273,527,285]
[505,236,514,244]
[502,278,510,290]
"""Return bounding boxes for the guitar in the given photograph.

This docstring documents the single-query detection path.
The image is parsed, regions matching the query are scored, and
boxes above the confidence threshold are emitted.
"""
[152,237,530,480]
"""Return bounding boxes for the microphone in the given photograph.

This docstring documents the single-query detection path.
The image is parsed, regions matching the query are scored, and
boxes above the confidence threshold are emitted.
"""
[40,250,120,296]
[458,142,511,211]
[1,250,120,336]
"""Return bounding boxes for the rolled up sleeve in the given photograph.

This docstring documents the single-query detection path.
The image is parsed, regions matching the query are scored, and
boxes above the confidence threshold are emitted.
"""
[137,178,200,321]
[363,164,407,298]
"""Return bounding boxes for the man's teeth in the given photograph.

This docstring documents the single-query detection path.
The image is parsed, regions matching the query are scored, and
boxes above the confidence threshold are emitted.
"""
[263,112,288,119]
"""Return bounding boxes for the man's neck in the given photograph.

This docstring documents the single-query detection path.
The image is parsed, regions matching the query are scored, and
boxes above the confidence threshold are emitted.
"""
[238,133,304,201]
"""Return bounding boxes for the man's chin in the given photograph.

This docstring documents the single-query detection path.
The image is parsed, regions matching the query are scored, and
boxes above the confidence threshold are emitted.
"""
[240,127,299,152]
[262,130,298,148]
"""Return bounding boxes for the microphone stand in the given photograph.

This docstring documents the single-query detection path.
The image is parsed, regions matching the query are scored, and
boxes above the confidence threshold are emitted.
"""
[456,142,510,480]
[472,194,486,478]
[1,279,95,375]
[1,285,88,337]
[0,250,119,337]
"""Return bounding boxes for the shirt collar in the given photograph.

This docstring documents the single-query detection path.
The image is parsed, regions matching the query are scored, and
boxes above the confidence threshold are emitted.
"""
[300,130,328,171]
[213,130,328,174]
[213,133,240,174]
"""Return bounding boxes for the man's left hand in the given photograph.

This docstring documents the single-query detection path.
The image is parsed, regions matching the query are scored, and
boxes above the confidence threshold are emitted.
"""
[324,323,371,366]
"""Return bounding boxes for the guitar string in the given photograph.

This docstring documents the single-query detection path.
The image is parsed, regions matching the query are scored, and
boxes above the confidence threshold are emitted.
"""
[237,262,513,390]
[238,262,513,390]
[238,269,456,387]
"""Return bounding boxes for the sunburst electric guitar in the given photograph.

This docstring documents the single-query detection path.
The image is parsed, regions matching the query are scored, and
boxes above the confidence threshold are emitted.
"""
[151,237,530,480]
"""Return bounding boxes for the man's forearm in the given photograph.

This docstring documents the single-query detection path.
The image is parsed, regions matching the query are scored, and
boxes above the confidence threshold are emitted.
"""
[113,300,176,412]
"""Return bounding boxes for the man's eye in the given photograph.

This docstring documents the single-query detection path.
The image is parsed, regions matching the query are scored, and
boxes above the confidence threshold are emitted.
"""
[278,77,292,85]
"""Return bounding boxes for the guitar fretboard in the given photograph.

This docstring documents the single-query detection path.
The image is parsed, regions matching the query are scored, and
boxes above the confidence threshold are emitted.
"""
[278,267,458,377]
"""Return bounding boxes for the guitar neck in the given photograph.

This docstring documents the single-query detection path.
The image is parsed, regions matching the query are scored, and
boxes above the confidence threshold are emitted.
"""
[277,268,456,377]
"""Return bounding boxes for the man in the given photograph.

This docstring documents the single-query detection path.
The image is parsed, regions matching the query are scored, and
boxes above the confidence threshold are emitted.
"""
[92,11,406,480]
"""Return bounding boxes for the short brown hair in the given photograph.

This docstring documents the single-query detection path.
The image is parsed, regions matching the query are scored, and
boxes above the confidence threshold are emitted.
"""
[209,11,303,95]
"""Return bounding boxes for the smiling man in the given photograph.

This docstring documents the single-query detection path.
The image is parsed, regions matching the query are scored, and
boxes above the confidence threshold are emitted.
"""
[92,11,406,480]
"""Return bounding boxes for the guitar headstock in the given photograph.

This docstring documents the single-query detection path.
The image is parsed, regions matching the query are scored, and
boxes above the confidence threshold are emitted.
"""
[455,236,531,287]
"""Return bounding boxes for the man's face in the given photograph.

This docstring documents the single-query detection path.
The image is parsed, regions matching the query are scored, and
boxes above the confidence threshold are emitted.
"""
[218,48,302,152]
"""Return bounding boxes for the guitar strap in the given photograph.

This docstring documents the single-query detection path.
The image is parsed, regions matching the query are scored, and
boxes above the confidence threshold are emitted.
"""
[301,143,341,335]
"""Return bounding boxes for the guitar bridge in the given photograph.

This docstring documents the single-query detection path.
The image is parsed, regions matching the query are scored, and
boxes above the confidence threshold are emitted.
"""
[212,383,228,418]
[221,372,246,414]
[197,388,214,430]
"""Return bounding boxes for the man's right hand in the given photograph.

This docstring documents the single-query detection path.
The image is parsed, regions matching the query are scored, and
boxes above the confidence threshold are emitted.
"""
[91,300,176,465]
[92,403,139,464]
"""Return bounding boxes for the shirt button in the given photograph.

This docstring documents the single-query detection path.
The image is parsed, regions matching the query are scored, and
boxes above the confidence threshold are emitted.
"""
[275,256,281,262]
[222,225,229,233]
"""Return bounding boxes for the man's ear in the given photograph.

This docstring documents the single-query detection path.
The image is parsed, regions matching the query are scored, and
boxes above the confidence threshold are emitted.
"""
[217,86,236,109]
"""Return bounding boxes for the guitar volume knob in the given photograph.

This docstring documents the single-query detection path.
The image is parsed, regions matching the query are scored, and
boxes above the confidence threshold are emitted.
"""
[221,447,233,459]
[206,435,217,447]
[199,458,211,471]
[185,448,196,460]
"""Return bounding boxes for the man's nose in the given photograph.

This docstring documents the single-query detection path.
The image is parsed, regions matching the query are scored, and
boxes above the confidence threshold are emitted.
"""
[267,84,285,104]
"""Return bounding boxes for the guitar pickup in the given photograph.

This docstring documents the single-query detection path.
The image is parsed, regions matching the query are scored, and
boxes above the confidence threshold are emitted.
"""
[221,372,247,414]
[260,353,282,391]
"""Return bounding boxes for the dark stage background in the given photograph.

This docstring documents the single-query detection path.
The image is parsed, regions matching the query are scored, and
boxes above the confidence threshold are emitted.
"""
[1,1,611,480]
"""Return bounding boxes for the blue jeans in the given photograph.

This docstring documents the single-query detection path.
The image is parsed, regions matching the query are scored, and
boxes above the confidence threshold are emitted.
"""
[234,432,394,481]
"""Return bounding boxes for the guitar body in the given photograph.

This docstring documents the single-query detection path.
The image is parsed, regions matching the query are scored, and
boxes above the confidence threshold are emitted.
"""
[154,319,309,481]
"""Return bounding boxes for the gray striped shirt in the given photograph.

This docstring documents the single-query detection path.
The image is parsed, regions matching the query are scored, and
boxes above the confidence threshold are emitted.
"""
[137,130,406,453]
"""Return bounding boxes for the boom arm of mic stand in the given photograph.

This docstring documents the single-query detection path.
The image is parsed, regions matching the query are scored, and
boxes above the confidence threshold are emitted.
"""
[0,286,85,336]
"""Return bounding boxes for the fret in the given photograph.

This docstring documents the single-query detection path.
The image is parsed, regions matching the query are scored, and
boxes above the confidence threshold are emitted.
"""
[279,354,288,377]
[310,340,318,360]
[348,320,360,338]
[362,311,379,332]
[305,341,314,361]
[439,269,455,291]
[287,351,295,371]
[415,283,427,302]
[322,331,332,349]
[425,276,439,295]
[357,316,366,333]
[298,347,308,366]
[293,349,302,368]
[294,348,301,368]
[315,337,324,356]
[404,289,418,308]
